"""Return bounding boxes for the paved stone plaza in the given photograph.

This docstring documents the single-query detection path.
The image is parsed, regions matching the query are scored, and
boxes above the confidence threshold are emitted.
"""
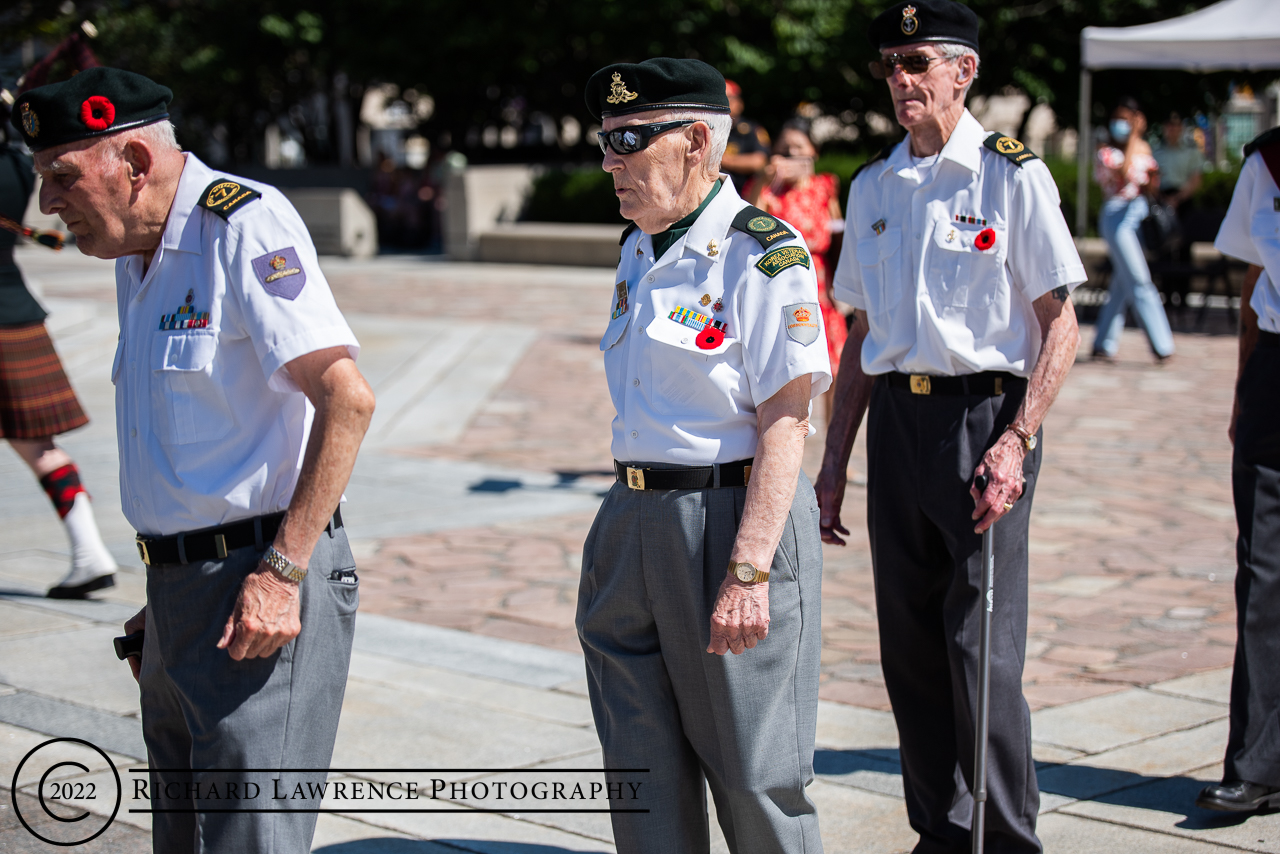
[1,245,1277,852]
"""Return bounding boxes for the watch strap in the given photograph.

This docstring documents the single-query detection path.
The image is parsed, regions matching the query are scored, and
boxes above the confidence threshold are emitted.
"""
[1006,423,1036,451]
[263,545,307,582]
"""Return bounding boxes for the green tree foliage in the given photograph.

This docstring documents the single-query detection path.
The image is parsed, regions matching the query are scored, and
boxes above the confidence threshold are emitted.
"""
[1,0,1271,166]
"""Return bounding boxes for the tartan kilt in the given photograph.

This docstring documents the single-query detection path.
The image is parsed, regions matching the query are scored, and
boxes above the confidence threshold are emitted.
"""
[0,322,89,439]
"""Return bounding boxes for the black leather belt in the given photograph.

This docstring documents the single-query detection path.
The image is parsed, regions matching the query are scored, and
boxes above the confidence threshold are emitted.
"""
[614,459,754,491]
[135,509,342,566]
[884,371,1024,397]
[1258,330,1280,349]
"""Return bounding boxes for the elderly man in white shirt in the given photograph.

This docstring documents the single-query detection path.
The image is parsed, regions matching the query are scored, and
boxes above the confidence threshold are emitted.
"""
[577,57,832,854]
[14,68,374,854]
[815,2,1085,852]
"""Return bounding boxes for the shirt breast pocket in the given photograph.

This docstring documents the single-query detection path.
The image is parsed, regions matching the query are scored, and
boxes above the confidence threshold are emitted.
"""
[150,330,234,445]
[643,317,736,417]
[599,311,632,351]
[926,221,1007,312]
[857,228,903,321]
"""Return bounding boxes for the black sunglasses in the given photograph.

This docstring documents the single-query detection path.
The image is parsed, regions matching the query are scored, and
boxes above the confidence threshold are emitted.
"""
[597,120,696,155]
[868,53,953,80]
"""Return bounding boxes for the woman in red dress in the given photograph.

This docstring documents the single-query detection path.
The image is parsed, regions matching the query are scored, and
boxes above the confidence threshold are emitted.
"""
[745,118,847,419]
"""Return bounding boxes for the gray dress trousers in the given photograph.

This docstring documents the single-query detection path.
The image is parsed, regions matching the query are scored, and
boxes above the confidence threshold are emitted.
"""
[577,472,823,854]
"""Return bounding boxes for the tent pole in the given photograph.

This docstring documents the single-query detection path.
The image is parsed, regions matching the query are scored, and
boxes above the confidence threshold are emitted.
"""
[1077,67,1091,238]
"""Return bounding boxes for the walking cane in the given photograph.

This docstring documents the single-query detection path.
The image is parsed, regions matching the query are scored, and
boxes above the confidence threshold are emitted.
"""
[971,474,996,854]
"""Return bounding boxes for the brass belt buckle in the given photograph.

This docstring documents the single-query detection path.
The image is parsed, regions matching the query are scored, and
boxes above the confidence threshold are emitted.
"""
[909,374,932,395]
[135,535,151,566]
[626,467,645,490]
[743,465,752,486]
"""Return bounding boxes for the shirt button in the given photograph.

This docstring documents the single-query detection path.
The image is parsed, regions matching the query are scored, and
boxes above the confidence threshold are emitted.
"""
[632,378,640,387]
[647,276,655,283]
[630,430,639,439]
[915,233,921,239]
[130,428,137,437]
[132,497,141,506]
[681,338,689,344]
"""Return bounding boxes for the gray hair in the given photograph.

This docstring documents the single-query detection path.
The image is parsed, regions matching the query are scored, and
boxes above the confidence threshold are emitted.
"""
[935,43,980,96]
[87,120,182,171]
[663,110,733,176]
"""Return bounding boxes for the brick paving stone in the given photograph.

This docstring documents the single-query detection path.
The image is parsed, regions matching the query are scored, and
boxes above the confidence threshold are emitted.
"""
[324,264,1243,712]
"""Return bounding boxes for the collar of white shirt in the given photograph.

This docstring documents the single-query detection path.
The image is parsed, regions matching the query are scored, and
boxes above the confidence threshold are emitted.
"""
[122,153,215,295]
[883,109,985,181]
[649,174,741,274]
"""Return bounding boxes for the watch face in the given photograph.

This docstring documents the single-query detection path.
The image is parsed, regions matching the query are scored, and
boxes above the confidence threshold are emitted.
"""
[1027,434,1038,451]
[734,563,757,583]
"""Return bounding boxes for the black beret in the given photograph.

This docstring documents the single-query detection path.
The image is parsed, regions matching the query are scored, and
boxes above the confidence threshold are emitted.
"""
[585,58,730,122]
[869,1,980,52]
[11,67,172,153]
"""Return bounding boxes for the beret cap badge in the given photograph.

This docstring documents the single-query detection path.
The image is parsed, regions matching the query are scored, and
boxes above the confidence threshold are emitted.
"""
[901,4,919,35]
[20,103,38,137]
[606,72,639,106]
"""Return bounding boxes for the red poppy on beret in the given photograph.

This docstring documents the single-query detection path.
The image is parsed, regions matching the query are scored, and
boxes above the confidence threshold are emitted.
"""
[696,326,725,350]
[975,228,996,251]
[79,95,115,131]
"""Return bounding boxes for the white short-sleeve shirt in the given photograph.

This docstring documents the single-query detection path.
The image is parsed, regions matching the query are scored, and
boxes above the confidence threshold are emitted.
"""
[1215,148,1280,333]
[603,178,832,466]
[112,154,359,536]
[832,110,1087,377]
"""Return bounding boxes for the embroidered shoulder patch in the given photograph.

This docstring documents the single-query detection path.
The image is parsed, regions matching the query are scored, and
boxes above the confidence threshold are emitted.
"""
[756,245,811,278]
[198,178,262,220]
[251,248,307,299]
[731,205,796,248]
[783,303,820,345]
[983,133,1039,167]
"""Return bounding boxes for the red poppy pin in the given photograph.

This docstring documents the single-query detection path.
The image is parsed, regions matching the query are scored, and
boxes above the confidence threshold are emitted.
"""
[696,326,725,350]
[975,228,996,251]
[80,96,116,131]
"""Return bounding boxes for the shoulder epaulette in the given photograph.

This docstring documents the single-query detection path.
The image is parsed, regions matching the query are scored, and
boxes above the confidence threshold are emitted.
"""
[983,132,1039,167]
[851,142,897,182]
[619,222,638,246]
[1244,126,1280,158]
[197,178,262,221]
[730,205,797,249]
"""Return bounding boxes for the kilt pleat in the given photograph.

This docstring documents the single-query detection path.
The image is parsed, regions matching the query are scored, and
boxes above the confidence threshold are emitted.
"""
[0,322,89,439]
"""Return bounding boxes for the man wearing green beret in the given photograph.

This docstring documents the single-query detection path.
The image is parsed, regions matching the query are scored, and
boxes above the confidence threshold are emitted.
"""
[13,67,375,853]
[578,57,832,853]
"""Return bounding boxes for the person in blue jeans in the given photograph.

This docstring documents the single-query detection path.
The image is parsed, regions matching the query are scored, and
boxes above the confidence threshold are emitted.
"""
[1091,98,1175,363]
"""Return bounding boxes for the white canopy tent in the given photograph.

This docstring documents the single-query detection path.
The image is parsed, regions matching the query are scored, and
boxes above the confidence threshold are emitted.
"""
[1075,0,1280,234]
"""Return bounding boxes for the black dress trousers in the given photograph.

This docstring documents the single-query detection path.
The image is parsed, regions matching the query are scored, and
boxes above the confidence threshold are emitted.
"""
[866,377,1043,854]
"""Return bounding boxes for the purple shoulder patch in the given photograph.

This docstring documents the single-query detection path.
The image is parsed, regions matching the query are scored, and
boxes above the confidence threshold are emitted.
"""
[250,247,307,300]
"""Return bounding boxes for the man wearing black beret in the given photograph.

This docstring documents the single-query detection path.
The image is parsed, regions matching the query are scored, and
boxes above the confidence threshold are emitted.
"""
[578,57,831,852]
[14,67,375,853]
[817,2,1086,852]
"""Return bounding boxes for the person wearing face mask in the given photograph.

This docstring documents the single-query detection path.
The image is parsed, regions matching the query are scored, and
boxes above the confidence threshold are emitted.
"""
[1091,97,1176,363]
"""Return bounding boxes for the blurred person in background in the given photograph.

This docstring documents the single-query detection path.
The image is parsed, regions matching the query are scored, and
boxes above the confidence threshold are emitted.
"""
[745,117,847,422]
[1153,112,1205,309]
[1091,97,1175,364]
[0,89,117,599]
[721,79,771,192]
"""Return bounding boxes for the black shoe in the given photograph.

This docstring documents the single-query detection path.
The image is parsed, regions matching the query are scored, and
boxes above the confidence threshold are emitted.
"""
[47,573,116,600]
[1196,780,1280,812]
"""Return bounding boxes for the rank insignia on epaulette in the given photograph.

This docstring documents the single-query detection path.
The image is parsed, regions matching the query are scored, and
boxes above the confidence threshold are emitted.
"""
[198,178,262,220]
[983,132,1039,166]
[756,246,811,278]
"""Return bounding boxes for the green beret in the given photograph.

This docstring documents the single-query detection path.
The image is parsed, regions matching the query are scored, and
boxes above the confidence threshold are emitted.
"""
[869,1,980,52]
[11,67,172,153]
[585,58,730,122]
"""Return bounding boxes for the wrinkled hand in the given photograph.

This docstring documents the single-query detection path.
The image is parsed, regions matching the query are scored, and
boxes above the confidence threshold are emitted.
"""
[970,432,1026,533]
[217,563,302,660]
[123,607,146,683]
[707,575,770,655]
[816,465,850,546]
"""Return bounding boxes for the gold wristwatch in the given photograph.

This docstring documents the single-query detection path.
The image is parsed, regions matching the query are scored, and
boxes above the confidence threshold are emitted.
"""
[1006,424,1037,452]
[263,545,307,583]
[728,561,770,584]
